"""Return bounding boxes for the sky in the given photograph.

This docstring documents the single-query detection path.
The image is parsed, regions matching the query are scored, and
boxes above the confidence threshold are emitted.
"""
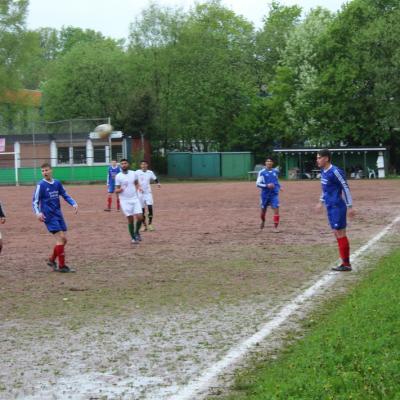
[27,0,347,39]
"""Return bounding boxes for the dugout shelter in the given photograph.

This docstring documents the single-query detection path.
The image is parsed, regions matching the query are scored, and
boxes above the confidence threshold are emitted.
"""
[273,147,388,179]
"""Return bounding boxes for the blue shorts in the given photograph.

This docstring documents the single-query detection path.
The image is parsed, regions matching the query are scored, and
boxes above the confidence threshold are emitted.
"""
[108,182,116,193]
[326,204,347,230]
[45,217,67,233]
[260,192,280,209]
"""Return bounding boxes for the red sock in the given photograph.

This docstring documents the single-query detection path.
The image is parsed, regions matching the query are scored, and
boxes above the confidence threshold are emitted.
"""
[274,215,280,227]
[260,210,266,222]
[50,245,58,262]
[56,245,66,267]
[117,198,120,210]
[107,197,112,209]
[337,236,350,266]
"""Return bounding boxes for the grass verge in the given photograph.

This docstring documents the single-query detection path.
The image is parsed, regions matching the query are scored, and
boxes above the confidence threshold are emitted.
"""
[221,249,400,400]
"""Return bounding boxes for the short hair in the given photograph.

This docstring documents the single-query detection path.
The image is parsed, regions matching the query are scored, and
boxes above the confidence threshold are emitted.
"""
[120,158,129,163]
[41,162,51,169]
[318,149,331,161]
[265,156,275,163]
[140,160,149,164]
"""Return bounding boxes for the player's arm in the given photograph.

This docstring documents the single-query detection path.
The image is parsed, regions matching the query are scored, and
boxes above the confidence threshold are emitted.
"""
[115,175,123,193]
[135,178,143,193]
[59,183,78,213]
[32,184,45,221]
[0,202,5,223]
[256,174,266,188]
[151,172,161,188]
[333,169,355,217]
[107,169,110,186]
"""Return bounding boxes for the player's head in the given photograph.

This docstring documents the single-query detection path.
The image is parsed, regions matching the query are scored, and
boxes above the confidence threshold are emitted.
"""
[40,163,52,180]
[120,159,130,171]
[317,149,331,168]
[265,157,275,169]
[140,160,149,171]
[111,159,117,167]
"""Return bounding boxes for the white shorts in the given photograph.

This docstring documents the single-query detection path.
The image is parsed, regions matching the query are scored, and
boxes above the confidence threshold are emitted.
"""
[139,192,154,207]
[120,199,143,217]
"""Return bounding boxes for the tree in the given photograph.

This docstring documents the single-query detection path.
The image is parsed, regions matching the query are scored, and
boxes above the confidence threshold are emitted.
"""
[42,40,128,121]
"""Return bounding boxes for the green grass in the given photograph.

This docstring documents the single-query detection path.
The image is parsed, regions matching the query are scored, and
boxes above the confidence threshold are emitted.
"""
[222,250,400,400]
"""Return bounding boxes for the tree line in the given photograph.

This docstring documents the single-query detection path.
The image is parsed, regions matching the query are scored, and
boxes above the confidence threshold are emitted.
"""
[1,0,400,169]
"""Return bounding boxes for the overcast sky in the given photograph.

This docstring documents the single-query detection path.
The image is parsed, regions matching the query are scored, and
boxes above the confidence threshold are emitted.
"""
[27,0,347,39]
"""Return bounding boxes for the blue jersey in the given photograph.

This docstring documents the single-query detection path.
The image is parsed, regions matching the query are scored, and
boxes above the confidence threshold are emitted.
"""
[320,165,352,208]
[256,168,281,194]
[107,166,121,185]
[32,179,77,220]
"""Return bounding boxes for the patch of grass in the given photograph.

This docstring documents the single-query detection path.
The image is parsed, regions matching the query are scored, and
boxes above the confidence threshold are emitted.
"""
[222,250,400,400]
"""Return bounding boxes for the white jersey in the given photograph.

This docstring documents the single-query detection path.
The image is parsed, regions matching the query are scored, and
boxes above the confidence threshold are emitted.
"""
[135,169,157,195]
[115,170,139,201]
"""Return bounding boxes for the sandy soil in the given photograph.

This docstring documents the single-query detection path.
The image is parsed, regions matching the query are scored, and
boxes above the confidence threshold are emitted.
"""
[0,180,400,399]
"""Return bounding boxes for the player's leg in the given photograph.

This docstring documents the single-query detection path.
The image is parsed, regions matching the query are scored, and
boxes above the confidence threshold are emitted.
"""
[116,193,120,211]
[271,194,280,232]
[127,215,136,241]
[260,192,267,229]
[105,184,114,211]
[133,200,144,240]
[329,205,351,271]
[142,206,147,230]
[147,194,155,230]
[0,232,2,254]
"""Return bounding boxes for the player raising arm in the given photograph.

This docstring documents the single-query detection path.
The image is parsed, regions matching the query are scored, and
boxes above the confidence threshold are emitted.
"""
[136,160,161,231]
[316,149,355,272]
[256,157,281,232]
[32,163,78,273]
[0,201,6,254]
[115,159,144,244]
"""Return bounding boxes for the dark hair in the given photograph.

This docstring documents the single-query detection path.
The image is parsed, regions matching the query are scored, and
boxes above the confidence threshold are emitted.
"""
[265,156,275,163]
[318,149,331,161]
[41,162,51,169]
[120,158,129,163]
[140,160,149,164]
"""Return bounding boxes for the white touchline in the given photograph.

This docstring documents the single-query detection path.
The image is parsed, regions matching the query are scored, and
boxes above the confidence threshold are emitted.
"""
[169,215,400,400]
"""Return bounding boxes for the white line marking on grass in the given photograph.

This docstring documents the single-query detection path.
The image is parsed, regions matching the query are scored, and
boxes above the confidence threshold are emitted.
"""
[169,215,400,400]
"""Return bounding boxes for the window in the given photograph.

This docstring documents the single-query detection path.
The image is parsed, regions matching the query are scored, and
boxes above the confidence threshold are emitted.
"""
[58,147,70,164]
[111,145,123,161]
[93,146,106,163]
[73,147,86,164]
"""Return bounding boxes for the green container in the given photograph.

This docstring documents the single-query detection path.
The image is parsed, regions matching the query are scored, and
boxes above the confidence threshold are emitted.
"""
[167,152,192,178]
[221,152,253,178]
[191,153,221,178]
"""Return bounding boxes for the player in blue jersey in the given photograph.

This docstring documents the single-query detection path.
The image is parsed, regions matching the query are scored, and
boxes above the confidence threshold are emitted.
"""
[104,160,121,211]
[256,157,281,232]
[0,201,6,254]
[32,163,78,273]
[316,149,355,271]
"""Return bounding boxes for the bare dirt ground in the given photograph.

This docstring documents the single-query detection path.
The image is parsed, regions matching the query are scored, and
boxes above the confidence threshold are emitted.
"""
[1,180,400,399]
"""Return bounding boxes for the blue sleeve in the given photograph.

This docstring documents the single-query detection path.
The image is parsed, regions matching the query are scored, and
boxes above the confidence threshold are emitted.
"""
[333,168,353,207]
[58,182,77,207]
[32,183,41,214]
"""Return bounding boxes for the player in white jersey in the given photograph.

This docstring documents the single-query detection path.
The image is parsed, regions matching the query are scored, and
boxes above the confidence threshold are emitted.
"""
[115,159,144,244]
[136,160,161,231]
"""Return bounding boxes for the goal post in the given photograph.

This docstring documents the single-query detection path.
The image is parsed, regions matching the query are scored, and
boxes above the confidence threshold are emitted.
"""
[0,152,19,186]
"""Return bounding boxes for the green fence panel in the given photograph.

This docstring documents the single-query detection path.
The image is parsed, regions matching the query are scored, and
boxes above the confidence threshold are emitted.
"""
[191,153,221,178]
[221,152,253,178]
[167,153,192,178]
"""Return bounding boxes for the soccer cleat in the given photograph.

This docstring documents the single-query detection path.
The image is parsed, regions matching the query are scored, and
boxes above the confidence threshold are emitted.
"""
[273,226,280,233]
[260,221,265,230]
[148,224,155,231]
[104,208,111,212]
[131,238,140,245]
[135,233,142,242]
[332,264,352,272]
[58,265,76,273]
[47,259,58,271]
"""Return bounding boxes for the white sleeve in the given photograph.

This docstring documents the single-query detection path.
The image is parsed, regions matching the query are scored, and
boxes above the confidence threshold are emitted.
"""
[115,174,121,186]
[151,171,157,181]
[256,174,266,188]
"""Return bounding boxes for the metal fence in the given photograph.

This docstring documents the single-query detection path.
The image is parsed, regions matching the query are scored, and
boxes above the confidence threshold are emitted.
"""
[0,117,127,185]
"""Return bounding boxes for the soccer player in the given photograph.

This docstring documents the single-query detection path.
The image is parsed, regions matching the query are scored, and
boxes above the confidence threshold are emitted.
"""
[104,160,121,211]
[256,157,281,232]
[316,149,355,272]
[32,163,78,273]
[136,160,161,231]
[0,201,6,254]
[115,159,144,244]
